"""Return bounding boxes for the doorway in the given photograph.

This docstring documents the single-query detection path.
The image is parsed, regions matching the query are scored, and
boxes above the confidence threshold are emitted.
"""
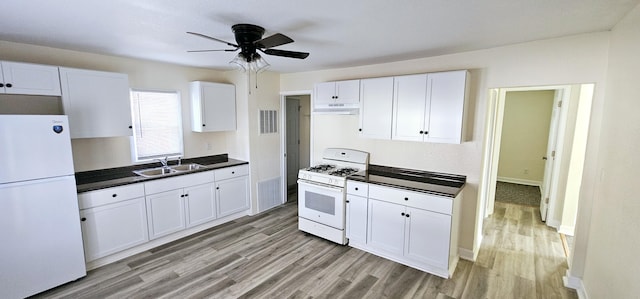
[478,84,594,258]
[280,92,312,203]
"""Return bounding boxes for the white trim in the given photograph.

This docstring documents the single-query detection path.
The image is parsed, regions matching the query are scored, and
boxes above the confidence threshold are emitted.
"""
[497,176,542,187]
[546,218,560,229]
[458,247,476,261]
[564,271,589,299]
[558,225,575,235]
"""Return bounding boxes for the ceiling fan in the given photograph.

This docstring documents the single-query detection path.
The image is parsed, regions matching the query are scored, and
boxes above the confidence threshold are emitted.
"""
[187,24,309,72]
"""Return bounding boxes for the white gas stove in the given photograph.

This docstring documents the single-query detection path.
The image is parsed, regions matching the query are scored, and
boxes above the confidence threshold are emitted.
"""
[297,148,369,245]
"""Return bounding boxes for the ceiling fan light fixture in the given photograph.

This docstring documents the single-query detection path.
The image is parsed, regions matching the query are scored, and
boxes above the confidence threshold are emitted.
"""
[229,52,270,73]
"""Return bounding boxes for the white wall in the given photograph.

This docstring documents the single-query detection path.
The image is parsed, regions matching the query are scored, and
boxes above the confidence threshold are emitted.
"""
[281,32,610,254]
[498,90,554,184]
[579,3,640,298]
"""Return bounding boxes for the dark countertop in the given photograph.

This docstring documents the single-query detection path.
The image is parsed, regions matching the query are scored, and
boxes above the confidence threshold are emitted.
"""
[75,154,248,193]
[347,164,466,198]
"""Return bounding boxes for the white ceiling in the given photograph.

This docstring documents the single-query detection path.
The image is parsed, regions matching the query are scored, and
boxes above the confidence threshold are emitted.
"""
[1,0,638,73]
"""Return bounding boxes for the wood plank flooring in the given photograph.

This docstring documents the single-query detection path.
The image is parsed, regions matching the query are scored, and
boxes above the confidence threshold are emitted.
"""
[31,201,577,299]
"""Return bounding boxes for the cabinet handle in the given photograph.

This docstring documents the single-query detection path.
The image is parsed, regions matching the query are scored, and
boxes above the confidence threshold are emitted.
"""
[128,125,133,129]
[358,128,362,132]
[232,171,235,174]
[5,83,12,88]
[424,131,428,135]
[180,194,184,198]
[216,187,220,190]
[185,193,189,197]
[346,200,350,203]
[0,83,3,88]
[419,130,424,134]
[112,194,117,198]
[355,187,359,191]
[202,124,206,127]
[404,197,408,201]
[401,212,405,216]
[81,217,87,221]
[406,214,410,218]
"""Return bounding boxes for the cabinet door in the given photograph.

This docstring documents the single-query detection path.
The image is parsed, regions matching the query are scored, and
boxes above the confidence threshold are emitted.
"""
[367,198,405,255]
[335,80,360,104]
[0,61,61,96]
[194,82,236,132]
[80,198,148,261]
[359,77,394,139]
[424,71,467,144]
[392,74,428,141]
[216,176,249,217]
[346,194,368,245]
[146,189,186,239]
[314,82,337,105]
[59,68,132,138]
[185,183,217,227]
[404,207,451,269]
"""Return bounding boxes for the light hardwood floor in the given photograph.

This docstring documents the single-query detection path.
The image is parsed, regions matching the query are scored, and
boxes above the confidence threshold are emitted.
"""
[32,201,577,299]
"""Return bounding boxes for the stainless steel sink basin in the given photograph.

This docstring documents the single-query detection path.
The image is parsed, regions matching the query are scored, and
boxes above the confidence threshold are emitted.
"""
[170,163,205,172]
[133,167,177,178]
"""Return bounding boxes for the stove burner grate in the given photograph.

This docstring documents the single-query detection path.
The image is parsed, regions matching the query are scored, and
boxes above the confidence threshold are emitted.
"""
[329,167,360,177]
[305,164,336,172]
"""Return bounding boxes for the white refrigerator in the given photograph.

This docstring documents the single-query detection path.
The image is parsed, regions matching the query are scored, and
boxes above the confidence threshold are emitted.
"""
[0,115,86,298]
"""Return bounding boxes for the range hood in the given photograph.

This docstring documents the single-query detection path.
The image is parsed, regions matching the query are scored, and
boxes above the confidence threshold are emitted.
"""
[313,102,360,114]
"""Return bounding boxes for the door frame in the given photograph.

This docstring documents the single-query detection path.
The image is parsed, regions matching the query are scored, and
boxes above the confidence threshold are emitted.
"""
[279,90,313,205]
[480,85,570,225]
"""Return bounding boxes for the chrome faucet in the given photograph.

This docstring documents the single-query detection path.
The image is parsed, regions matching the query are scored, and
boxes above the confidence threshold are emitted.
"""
[156,156,169,168]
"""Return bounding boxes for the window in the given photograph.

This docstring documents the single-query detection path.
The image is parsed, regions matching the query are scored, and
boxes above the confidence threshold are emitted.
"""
[130,89,183,162]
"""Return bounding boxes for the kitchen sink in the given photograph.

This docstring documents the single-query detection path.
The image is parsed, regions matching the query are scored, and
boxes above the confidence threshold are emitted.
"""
[170,163,205,172]
[133,167,178,178]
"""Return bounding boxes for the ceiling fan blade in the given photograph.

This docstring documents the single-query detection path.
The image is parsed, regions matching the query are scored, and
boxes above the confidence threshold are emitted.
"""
[187,49,238,53]
[262,48,309,59]
[186,31,238,48]
[255,33,294,49]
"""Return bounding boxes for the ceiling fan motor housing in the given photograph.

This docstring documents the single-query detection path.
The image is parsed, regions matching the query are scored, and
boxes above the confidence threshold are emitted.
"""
[232,24,265,62]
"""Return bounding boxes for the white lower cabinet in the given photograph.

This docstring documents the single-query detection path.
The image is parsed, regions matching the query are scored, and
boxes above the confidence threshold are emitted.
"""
[78,184,148,262]
[404,207,451,269]
[146,189,186,239]
[346,194,368,245]
[79,165,250,266]
[185,183,217,227]
[347,180,460,278]
[215,165,250,217]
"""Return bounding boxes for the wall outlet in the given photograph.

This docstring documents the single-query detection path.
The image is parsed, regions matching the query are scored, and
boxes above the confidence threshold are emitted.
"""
[206,142,212,150]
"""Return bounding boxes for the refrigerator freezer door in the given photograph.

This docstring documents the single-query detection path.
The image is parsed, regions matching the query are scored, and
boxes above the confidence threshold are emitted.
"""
[0,115,75,184]
[0,175,86,299]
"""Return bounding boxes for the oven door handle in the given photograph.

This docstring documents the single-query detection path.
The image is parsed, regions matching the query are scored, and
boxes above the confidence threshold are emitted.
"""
[297,180,344,192]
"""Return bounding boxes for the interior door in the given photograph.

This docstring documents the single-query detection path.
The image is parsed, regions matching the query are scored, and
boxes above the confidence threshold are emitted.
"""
[540,90,562,221]
[286,98,300,191]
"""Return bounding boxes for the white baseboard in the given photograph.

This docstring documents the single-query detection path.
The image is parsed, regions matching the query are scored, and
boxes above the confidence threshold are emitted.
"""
[564,270,588,299]
[547,218,561,229]
[558,225,575,236]
[497,176,541,187]
[458,247,476,261]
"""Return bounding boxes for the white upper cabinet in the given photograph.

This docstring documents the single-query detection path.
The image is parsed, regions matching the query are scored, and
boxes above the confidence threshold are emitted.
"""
[190,81,236,132]
[392,74,429,142]
[359,77,394,139]
[0,61,61,96]
[314,80,360,112]
[59,67,132,139]
[392,70,468,144]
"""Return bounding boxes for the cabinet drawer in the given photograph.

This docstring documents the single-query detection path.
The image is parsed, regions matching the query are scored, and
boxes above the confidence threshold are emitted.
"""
[78,183,145,209]
[368,184,452,215]
[214,164,248,181]
[346,180,368,197]
[144,171,214,195]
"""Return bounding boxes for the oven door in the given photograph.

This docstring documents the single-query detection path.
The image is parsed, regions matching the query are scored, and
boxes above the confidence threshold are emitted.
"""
[297,180,345,230]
